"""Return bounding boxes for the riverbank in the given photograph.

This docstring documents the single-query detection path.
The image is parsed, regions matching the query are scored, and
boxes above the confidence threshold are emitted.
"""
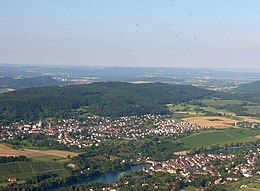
[52,163,151,191]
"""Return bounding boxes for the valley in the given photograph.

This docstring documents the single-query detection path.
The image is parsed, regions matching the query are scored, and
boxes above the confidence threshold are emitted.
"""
[0,81,259,191]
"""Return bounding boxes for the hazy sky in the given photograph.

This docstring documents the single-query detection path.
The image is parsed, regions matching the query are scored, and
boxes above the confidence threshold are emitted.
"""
[1,0,260,68]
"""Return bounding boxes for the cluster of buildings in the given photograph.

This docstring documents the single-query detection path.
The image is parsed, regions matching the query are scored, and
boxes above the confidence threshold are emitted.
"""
[235,121,260,129]
[0,115,210,148]
[147,153,233,175]
[146,148,260,184]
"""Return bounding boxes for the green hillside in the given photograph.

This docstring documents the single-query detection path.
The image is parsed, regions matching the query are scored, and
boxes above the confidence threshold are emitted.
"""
[0,76,66,90]
[236,80,260,93]
[0,82,213,123]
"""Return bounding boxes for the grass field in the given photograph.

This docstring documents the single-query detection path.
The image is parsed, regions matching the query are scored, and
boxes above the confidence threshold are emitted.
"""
[238,116,260,123]
[201,106,236,116]
[168,99,241,117]
[170,113,201,122]
[200,99,238,116]
[202,99,244,106]
[169,98,260,119]
[225,176,260,191]
[0,88,9,94]
[0,145,76,183]
[0,161,69,183]
[0,144,79,158]
[244,106,260,115]
[32,155,65,162]
[237,188,260,191]
[175,128,260,149]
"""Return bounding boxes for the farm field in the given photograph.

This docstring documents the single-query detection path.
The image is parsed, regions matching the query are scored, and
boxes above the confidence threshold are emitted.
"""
[169,100,239,117]
[201,106,236,116]
[182,116,238,129]
[169,112,201,122]
[175,128,260,149]
[238,116,260,123]
[0,161,69,183]
[32,155,65,162]
[244,106,260,115]
[201,99,244,107]
[0,144,79,158]
[169,98,260,119]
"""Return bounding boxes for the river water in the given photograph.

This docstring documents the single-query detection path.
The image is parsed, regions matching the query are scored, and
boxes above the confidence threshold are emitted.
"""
[54,163,151,191]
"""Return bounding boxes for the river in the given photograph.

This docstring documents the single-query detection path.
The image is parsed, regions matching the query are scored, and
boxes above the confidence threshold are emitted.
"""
[54,163,151,191]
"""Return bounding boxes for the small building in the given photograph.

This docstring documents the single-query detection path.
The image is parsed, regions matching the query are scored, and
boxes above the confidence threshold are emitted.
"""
[8,177,17,182]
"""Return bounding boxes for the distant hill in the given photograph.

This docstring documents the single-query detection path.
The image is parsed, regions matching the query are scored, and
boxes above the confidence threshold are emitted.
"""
[0,82,213,123]
[0,76,66,89]
[236,80,260,93]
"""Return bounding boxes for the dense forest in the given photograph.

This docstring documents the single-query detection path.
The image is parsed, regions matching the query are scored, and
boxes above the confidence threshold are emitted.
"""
[0,76,66,89]
[235,80,260,93]
[1,81,260,124]
[0,82,213,123]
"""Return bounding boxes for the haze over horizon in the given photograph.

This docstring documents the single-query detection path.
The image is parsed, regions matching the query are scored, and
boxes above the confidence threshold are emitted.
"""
[1,0,260,69]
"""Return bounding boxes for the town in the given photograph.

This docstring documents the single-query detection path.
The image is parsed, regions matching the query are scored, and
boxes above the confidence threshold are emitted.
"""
[147,150,259,181]
[69,147,260,191]
[0,115,210,148]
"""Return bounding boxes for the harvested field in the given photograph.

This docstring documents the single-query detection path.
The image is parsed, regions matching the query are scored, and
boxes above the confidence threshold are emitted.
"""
[182,116,239,129]
[175,111,198,115]
[174,151,189,156]
[0,144,79,158]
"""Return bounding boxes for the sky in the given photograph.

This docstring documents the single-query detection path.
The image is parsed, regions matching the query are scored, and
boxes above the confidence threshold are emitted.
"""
[0,0,260,69]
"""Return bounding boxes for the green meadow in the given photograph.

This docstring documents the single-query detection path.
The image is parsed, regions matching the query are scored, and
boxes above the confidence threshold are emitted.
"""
[175,128,260,149]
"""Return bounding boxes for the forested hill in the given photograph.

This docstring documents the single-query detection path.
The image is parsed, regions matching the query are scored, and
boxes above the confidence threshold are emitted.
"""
[236,80,260,93]
[0,76,66,90]
[0,82,214,123]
